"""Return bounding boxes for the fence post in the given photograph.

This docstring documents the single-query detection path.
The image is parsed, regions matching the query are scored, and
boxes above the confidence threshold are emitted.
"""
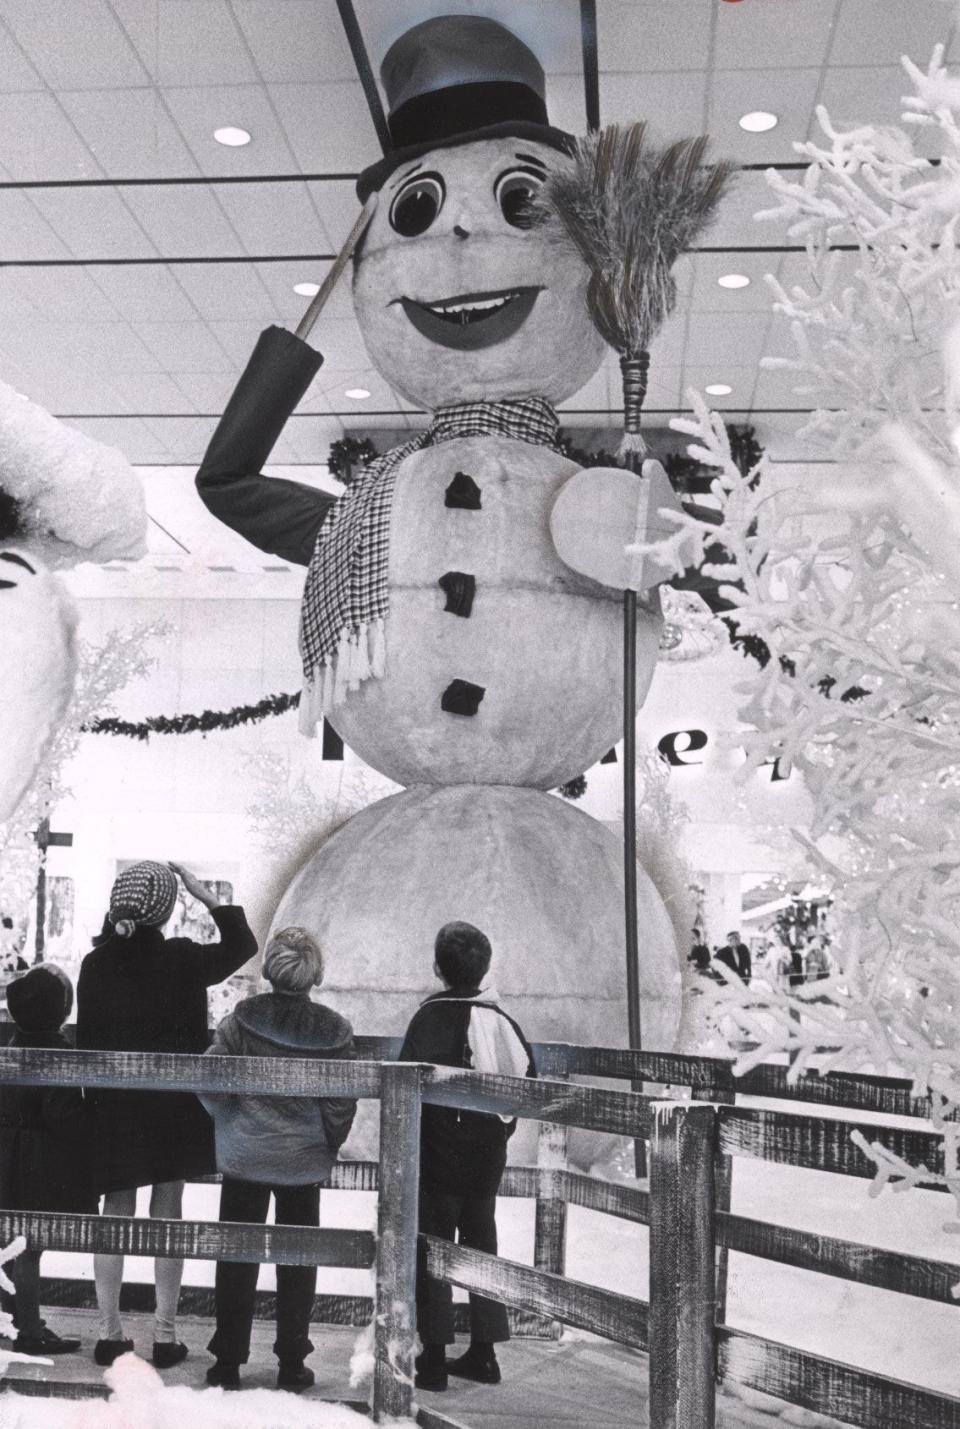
[373,1062,422,1422]
[533,1085,569,1339]
[649,1101,717,1429]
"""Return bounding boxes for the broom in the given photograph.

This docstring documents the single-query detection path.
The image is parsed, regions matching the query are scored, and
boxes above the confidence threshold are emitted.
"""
[539,125,733,1159]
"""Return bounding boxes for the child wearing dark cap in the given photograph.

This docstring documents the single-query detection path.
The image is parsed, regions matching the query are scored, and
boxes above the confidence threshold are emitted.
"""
[0,964,95,1355]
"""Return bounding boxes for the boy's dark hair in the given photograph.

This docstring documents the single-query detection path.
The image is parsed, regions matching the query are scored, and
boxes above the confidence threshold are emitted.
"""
[434,921,492,988]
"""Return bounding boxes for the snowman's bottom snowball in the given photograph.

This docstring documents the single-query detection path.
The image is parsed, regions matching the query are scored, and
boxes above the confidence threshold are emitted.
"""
[273,784,682,1168]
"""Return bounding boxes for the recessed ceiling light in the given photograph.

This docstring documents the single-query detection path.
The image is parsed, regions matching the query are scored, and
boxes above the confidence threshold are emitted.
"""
[705,383,733,396]
[294,281,320,298]
[213,126,251,147]
[718,272,750,290]
[344,387,371,400]
[739,110,777,133]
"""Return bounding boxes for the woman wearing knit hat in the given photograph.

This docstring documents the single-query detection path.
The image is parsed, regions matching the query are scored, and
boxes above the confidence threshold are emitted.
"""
[76,860,257,1371]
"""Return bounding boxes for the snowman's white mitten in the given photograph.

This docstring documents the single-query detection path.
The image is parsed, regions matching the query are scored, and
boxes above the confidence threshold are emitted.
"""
[0,379,146,568]
[0,549,77,823]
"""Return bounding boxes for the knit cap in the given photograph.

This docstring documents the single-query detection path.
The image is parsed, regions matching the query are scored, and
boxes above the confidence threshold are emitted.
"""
[6,965,70,1032]
[109,860,178,934]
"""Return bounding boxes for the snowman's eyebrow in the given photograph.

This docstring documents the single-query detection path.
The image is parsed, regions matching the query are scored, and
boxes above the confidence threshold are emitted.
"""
[389,161,424,189]
[514,152,548,172]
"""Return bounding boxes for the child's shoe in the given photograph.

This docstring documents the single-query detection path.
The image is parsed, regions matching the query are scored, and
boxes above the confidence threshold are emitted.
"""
[277,1360,315,1391]
[205,1360,241,1389]
[447,1344,501,1384]
[15,1327,81,1356]
[94,1338,134,1366]
[414,1345,448,1391]
[152,1341,189,1368]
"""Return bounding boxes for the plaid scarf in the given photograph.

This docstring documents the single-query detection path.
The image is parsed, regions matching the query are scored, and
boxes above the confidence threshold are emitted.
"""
[298,397,562,734]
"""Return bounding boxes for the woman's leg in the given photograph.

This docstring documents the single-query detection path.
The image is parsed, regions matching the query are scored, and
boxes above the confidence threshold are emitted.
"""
[94,1187,137,1341]
[11,1246,43,1338]
[149,1180,185,1344]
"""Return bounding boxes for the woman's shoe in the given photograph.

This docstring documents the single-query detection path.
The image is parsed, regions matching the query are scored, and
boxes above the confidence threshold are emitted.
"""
[205,1361,241,1390]
[14,1327,81,1356]
[277,1360,315,1391]
[152,1341,189,1369]
[94,1338,135,1366]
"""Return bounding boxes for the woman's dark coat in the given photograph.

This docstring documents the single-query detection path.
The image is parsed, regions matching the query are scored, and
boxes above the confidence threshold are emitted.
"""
[76,906,257,1193]
[0,1028,96,1214]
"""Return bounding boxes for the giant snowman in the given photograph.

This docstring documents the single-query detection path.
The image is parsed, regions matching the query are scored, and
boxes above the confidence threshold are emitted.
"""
[197,15,681,1061]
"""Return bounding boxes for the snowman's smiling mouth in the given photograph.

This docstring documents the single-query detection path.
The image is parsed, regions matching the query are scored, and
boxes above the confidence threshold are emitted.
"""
[398,286,541,350]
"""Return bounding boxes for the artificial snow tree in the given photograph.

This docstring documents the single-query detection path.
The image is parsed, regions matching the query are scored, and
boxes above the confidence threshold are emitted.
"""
[655,44,960,1198]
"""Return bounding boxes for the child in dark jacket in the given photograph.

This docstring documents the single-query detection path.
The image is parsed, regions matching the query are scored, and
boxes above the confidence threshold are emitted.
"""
[0,965,96,1355]
[399,921,535,1393]
[201,926,357,1392]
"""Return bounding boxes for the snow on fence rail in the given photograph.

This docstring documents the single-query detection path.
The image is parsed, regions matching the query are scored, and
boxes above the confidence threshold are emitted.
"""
[0,1044,957,1428]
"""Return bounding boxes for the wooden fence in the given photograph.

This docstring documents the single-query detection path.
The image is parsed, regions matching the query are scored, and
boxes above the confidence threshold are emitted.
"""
[0,1039,956,1428]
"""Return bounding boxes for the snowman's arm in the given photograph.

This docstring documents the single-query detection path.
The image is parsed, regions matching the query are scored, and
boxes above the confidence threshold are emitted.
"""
[196,325,335,567]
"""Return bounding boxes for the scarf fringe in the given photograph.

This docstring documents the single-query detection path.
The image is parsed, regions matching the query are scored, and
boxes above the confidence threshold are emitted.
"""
[299,618,387,735]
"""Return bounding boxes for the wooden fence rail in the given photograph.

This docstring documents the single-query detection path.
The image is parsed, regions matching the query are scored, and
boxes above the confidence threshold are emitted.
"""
[0,1043,954,1427]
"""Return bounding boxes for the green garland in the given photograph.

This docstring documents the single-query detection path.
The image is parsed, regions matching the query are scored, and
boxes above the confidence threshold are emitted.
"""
[85,690,301,740]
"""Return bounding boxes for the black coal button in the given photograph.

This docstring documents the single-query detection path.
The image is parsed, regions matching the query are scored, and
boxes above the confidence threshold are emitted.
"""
[444,471,482,509]
[441,679,485,716]
[438,571,476,617]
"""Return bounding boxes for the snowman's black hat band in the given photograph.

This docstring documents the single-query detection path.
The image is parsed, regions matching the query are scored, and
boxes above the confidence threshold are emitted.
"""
[389,81,549,149]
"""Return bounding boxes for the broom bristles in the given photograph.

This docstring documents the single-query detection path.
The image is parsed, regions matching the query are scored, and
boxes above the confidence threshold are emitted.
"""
[538,123,735,356]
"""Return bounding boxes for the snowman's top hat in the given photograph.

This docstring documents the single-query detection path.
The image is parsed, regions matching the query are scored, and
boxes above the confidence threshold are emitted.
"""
[356,14,574,200]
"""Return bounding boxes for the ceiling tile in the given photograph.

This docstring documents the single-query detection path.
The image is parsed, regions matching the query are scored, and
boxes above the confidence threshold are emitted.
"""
[752,364,816,410]
[0,266,44,316]
[141,413,218,463]
[8,264,123,320]
[689,251,783,314]
[828,0,949,66]
[163,83,299,176]
[254,257,354,327]
[28,187,158,258]
[90,263,200,321]
[232,0,358,83]
[111,0,257,86]
[684,311,766,369]
[136,318,233,371]
[59,88,201,178]
[611,69,710,140]
[268,81,381,171]
[709,170,793,251]
[69,414,173,462]
[205,318,273,366]
[174,370,235,412]
[58,318,166,375]
[0,91,101,179]
[716,0,840,70]
[110,368,199,414]
[174,260,278,321]
[599,0,712,72]
[707,68,825,165]
[681,366,762,412]
[304,179,358,251]
[0,190,71,259]
[121,183,245,256]
[215,179,330,256]
[0,16,45,91]
[4,0,146,90]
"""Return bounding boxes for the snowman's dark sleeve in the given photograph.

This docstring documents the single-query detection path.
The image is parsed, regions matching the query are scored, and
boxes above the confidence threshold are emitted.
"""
[195,325,336,567]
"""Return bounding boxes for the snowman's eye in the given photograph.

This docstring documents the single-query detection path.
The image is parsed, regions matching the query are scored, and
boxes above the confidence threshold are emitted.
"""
[389,174,445,237]
[494,169,544,229]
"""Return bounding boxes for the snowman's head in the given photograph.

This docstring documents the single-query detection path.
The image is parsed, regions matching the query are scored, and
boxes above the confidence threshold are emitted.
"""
[352,134,606,410]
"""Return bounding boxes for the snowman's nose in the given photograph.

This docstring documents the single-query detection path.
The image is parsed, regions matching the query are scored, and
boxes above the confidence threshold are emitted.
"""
[453,223,470,239]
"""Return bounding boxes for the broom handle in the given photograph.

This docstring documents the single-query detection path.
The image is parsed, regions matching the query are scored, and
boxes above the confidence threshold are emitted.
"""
[619,353,648,1179]
[294,195,378,341]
